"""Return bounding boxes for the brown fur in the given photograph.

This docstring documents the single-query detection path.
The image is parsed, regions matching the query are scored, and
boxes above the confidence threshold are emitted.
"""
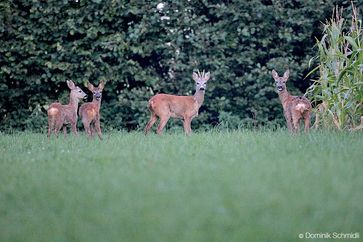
[272,70,312,133]
[79,81,105,140]
[144,71,210,135]
[47,80,87,138]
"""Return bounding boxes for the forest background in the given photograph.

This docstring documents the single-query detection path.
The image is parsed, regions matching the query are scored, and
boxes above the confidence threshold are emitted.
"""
[1,0,362,132]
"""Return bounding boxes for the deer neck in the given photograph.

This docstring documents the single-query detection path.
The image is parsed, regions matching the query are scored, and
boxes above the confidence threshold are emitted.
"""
[278,89,292,109]
[92,98,102,110]
[69,95,80,114]
[193,90,205,109]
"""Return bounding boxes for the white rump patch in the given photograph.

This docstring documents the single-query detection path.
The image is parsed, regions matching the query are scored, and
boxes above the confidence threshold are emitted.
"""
[48,107,59,115]
[295,103,307,111]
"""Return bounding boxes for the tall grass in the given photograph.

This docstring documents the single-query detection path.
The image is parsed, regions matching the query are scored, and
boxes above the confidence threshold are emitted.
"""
[1,131,362,242]
[307,4,363,129]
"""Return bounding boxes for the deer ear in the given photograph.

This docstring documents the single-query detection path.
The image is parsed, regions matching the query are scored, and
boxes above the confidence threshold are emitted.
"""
[87,82,95,91]
[67,80,76,89]
[192,72,199,82]
[283,70,290,81]
[204,72,211,82]
[99,81,105,90]
[271,70,279,79]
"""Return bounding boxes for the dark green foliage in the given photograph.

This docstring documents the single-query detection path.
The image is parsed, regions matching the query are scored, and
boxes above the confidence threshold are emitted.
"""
[1,0,362,132]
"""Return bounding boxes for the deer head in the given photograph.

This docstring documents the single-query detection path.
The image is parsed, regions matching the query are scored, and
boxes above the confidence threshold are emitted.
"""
[193,70,210,91]
[272,69,289,92]
[87,81,105,101]
[67,80,87,100]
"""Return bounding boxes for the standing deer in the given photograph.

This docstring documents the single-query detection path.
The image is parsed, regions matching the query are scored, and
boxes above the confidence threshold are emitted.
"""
[144,70,211,135]
[47,80,87,138]
[272,69,312,133]
[79,81,105,140]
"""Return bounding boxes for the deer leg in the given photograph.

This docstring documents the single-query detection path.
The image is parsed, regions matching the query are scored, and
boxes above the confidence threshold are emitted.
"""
[71,122,78,136]
[95,119,103,140]
[82,119,91,137]
[156,116,170,135]
[54,124,62,138]
[183,117,192,135]
[63,126,67,138]
[292,114,300,133]
[284,111,293,133]
[144,113,158,135]
[304,112,311,133]
[47,117,53,138]
[52,117,64,138]
[89,121,95,137]
[90,124,96,137]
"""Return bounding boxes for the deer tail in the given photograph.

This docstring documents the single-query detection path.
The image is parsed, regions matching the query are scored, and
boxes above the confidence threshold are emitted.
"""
[148,98,155,110]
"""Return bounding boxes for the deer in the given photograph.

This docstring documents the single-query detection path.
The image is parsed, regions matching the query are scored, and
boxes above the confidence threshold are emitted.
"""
[272,69,312,133]
[79,81,105,140]
[144,70,210,135]
[47,80,87,138]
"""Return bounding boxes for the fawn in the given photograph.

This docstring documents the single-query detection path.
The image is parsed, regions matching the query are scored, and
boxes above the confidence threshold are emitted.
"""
[144,70,210,135]
[272,69,312,133]
[47,80,87,138]
[79,81,105,140]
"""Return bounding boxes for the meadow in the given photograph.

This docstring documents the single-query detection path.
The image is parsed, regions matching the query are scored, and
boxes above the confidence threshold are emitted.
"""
[0,130,362,242]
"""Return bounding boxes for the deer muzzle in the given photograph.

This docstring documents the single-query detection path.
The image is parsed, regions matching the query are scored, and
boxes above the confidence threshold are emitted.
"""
[95,93,102,101]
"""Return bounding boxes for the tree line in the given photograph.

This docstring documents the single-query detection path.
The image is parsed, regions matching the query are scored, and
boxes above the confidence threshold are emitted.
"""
[1,0,361,132]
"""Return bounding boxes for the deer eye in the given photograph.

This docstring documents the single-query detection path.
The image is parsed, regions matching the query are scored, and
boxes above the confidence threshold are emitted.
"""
[197,82,200,85]
[78,90,82,93]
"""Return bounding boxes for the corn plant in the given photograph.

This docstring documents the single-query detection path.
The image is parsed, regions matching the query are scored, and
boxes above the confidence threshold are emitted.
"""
[307,4,363,130]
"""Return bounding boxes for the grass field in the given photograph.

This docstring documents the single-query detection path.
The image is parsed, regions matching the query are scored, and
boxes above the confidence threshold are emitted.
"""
[0,130,362,242]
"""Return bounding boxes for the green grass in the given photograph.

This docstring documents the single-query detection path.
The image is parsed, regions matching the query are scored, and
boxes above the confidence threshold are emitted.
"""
[0,130,362,242]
